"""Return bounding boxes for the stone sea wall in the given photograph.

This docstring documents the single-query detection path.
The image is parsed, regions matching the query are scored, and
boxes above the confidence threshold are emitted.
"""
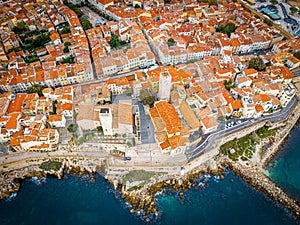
[1,99,300,221]
[261,104,300,166]
[225,159,300,220]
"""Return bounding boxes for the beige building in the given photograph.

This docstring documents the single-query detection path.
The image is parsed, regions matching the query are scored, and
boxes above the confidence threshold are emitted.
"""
[179,102,200,132]
[77,100,135,135]
[200,116,218,134]
[278,83,297,107]
[99,107,113,136]
[158,71,172,101]
[117,100,133,134]
[76,103,100,131]
[99,100,133,136]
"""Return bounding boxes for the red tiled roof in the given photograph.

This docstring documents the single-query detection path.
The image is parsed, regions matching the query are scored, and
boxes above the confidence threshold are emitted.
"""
[6,94,26,114]
[154,101,182,135]
[6,113,20,130]
[230,100,243,110]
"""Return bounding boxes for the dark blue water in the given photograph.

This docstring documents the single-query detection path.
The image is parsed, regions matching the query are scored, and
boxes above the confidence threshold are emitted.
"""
[267,121,300,202]
[0,170,299,225]
[0,174,142,225]
[156,172,299,225]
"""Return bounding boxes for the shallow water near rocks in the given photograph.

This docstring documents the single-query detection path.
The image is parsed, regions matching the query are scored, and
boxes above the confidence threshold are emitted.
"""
[0,169,298,225]
[2,120,300,225]
[267,121,300,202]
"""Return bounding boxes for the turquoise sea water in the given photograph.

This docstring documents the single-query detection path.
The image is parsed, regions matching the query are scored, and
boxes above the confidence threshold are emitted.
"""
[1,122,300,225]
[267,121,300,202]
[0,170,299,225]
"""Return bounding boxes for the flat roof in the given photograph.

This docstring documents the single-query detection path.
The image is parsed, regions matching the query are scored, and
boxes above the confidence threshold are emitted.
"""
[100,108,110,114]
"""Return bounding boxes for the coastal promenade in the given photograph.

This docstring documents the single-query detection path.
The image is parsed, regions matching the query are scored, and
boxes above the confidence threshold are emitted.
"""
[222,94,300,220]
[0,150,108,170]
[183,94,300,220]
[186,97,298,161]
[261,104,300,166]
[0,92,300,220]
[0,97,298,176]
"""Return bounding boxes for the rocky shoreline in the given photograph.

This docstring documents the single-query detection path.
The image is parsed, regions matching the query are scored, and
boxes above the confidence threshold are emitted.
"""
[0,157,105,200]
[107,100,300,221]
[1,102,300,221]
[1,152,300,222]
[0,165,58,199]
[225,159,300,220]
[116,165,224,219]
[261,107,300,167]
[0,153,225,221]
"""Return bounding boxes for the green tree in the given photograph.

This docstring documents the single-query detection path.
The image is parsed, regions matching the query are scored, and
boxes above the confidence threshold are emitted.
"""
[16,21,26,30]
[249,132,259,143]
[127,141,132,147]
[109,34,121,48]
[63,47,69,53]
[12,22,28,34]
[203,0,217,6]
[96,126,103,132]
[132,137,136,146]
[24,33,51,51]
[62,55,75,64]
[270,0,278,4]
[40,160,62,171]
[7,48,15,54]
[248,56,266,71]
[264,18,273,26]
[226,22,237,33]
[64,41,71,47]
[25,54,39,64]
[216,22,237,37]
[290,6,298,14]
[50,100,57,115]
[139,89,155,106]
[216,25,226,33]
[67,124,77,133]
[224,80,235,90]
[125,88,133,96]
[139,89,150,100]
[2,16,8,21]
[28,84,45,96]
[294,51,300,60]
[80,18,93,30]
[61,26,70,34]
[143,96,155,106]
[63,41,71,53]
[168,38,175,44]
[167,38,176,46]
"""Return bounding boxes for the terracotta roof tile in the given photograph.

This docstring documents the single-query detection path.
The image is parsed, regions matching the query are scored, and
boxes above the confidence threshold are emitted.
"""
[7,94,26,114]
[230,100,243,110]
[6,113,20,130]
[201,116,218,129]
[48,114,63,122]
[153,101,182,135]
